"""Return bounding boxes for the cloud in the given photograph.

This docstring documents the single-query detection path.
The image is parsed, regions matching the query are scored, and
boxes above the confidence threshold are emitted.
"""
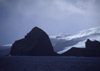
[12,0,97,21]
[0,0,97,20]
[54,0,85,14]
[0,0,99,45]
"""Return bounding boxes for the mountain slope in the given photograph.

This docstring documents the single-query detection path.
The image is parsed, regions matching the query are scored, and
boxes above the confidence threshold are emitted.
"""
[50,27,100,54]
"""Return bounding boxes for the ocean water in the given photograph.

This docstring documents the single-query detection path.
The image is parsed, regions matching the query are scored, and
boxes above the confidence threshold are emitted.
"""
[0,56,100,71]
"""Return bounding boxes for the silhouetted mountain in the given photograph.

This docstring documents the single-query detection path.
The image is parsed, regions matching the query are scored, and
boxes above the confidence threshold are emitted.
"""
[10,27,57,56]
[62,39,100,57]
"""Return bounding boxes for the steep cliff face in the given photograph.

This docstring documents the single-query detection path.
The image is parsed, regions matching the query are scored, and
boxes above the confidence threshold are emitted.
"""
[10,27,57,56]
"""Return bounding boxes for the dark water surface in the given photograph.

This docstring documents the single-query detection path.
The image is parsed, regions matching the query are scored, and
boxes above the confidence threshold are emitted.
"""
[0,56,100,71]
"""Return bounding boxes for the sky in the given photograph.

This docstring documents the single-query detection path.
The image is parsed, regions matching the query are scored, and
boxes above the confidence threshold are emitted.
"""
[0,0,100,45]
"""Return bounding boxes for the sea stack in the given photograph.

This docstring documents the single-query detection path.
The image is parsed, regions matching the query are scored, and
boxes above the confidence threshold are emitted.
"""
[10,27,57,56]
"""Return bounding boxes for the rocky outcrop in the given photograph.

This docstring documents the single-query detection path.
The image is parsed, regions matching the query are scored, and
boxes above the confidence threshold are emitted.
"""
[10,27,57,56]
[62,39,100,57]
[86,39,100,49]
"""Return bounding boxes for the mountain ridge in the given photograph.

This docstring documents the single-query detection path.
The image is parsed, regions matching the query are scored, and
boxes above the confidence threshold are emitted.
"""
[50,27,100,54]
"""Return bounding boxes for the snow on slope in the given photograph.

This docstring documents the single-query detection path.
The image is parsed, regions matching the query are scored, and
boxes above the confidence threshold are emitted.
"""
[62,27,100,40]
[2,44,12,47]
[50,27,100,54]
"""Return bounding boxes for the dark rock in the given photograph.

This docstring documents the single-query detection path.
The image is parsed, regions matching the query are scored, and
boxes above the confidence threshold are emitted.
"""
[62,39,100,57]
[62,48,85,56]
[86,39,100,49]
[62,47,100,57]
[10,27,57,56]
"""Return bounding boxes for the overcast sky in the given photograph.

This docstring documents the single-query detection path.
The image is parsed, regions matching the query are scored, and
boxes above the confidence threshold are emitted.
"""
[0,0,100,45]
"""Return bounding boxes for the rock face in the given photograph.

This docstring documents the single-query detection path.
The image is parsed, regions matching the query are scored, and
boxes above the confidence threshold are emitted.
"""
[62,39,100,57]
[10,27,57,56]
[86,39,100,49]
